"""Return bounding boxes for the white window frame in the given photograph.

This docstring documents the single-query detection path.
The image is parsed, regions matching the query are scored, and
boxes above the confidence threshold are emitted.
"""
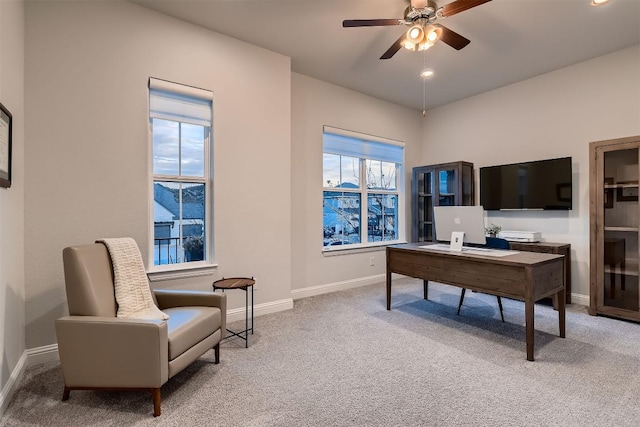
[322,126,405,252]
[147,78,214,274]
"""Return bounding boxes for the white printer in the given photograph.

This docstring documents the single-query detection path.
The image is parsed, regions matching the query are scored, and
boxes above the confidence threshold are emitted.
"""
[498,230,542,243]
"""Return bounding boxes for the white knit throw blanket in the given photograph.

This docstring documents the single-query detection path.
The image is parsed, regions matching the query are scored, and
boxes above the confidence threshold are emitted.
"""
[97,237,169,320]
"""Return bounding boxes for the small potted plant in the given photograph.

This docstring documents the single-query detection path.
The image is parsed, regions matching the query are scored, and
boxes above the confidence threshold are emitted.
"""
[485,223,502,238]
[183,235,204,261]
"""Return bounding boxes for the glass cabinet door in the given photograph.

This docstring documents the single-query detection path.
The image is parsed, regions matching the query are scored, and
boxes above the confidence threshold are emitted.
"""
[412,161,474,243]
[461,163,473,206]
[601,148,639,313]
[416,170,434,242]
[437,167,459,206]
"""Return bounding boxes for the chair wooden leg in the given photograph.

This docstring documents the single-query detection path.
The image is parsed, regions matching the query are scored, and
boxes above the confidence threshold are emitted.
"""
[62,386,70,401]
[497,296,505,322]
[152,388,161,417]
[457,289,466,315]
[214,343,220,364]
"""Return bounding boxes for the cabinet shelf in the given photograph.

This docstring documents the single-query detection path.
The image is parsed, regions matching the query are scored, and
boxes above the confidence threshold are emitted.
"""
[604,182,638,189]
[604,226,639,232]
[604,267,639,277]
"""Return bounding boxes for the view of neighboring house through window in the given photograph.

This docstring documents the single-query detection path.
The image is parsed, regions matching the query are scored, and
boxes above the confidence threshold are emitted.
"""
[149,78,212,266]
[322,127,404,249]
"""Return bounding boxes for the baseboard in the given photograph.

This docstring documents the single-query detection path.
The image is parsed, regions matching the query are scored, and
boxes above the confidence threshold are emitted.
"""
[290,274,389,300]
[0,351,28,417]
[26,343,60,366]
[571,292,589,306]
[226,297,293,323]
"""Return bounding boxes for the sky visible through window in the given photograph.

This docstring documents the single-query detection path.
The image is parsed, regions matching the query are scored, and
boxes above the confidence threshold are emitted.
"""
[323,153,359,188]
[153,119,204,177]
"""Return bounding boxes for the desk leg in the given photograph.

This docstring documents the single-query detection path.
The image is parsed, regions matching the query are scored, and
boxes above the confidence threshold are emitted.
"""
[559,288,566,339]
[386,266,392,310]
[525,299,535,361]
[423,280,429,300]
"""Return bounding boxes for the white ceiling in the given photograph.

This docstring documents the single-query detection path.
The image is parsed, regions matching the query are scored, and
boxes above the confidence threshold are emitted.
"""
[132,0,640,111]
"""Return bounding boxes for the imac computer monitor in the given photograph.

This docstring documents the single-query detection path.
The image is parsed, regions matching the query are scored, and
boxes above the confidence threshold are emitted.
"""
[433,206,487,246]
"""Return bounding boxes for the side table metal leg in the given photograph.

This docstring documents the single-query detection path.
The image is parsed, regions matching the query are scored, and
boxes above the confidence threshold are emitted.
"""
[244,286,249,348]
[251,285,254,335]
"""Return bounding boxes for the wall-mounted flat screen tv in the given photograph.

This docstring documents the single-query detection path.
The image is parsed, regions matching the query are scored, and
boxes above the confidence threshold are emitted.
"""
[480,157,572,210]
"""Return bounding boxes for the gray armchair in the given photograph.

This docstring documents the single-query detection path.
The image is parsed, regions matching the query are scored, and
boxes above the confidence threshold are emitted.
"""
[55,243,226,416]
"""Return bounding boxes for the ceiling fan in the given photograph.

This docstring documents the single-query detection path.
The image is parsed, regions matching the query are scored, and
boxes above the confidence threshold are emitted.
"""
[343,0,492,59]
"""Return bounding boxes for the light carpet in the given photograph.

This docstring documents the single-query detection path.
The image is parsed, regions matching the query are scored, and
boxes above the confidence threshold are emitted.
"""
[2,278,639,426]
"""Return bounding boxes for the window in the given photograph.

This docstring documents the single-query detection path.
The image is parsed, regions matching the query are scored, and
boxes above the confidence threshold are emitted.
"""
[322,127,404,249]
[149,78,213,266]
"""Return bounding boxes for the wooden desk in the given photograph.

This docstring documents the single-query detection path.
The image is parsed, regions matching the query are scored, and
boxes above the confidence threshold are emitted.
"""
[386,243,565,361]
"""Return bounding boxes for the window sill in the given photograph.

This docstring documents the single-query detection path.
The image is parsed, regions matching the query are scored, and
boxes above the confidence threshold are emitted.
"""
[147,262,218,282]
[322,241,406,257]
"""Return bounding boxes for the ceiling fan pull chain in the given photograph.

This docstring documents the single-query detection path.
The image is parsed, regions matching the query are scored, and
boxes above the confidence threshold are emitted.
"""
[422,50,427,117]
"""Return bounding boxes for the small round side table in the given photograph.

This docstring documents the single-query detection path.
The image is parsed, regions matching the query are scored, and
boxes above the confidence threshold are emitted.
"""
[212,277,255,348]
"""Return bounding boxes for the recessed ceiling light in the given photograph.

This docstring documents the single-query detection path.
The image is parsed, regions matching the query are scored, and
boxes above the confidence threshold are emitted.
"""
[591,0,611,6]
[420,69,434,78]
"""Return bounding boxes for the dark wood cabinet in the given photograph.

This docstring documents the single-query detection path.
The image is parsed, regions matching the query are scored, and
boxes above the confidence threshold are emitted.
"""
[509,241,571,304]
[411,161,474,243]
[589,135,640,322]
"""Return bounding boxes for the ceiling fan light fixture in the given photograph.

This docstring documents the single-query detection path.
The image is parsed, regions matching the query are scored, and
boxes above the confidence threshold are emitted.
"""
[417,41,433,51]
[414,25,442,51]
[406,25,425,44]
[402,40,417,51]
[425,25,442,43]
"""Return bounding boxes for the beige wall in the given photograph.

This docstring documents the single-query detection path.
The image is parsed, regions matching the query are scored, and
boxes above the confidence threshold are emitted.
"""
[0,0,25,411]
[291,73,423,293]
[420,45,640,300]
[24,0,291,349]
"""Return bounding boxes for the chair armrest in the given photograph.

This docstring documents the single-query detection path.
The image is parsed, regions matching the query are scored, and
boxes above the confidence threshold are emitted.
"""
[55,316,169,388]
[154,289,226,331]
[153,289,225,309]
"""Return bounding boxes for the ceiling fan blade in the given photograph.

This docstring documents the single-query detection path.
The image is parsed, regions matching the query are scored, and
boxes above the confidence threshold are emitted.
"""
[342,19,402,28]
[380,34,406,60]
[440,0,492,18]
[439,25,471,50]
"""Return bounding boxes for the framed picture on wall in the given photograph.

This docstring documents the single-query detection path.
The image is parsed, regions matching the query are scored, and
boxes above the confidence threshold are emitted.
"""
[0,102,12,189]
